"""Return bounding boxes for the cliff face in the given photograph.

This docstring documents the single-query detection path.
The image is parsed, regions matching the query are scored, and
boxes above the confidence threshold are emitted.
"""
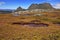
[28,3,54,10]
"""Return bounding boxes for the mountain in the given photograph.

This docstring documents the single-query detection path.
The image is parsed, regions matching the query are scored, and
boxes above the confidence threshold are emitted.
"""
[15,7,26,12]
[28,3,54,10]
[15,3,54,12]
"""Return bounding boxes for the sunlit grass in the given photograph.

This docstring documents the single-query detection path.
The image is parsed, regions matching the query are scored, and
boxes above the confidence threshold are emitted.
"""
[0,12,60,40]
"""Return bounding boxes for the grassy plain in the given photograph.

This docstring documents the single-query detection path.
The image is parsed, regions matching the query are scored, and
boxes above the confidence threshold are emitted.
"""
[0,12,60,40]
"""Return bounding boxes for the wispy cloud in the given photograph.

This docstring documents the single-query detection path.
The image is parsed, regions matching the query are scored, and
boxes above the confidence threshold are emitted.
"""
[0,2,5,6]
[53,3,60,9]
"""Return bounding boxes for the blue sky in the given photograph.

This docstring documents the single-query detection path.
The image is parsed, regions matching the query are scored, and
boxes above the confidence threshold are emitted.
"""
[0,0,60,9]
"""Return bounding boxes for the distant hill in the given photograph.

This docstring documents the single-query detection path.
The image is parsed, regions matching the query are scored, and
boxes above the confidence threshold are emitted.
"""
[28,3,54,10]
[0,9,13,14]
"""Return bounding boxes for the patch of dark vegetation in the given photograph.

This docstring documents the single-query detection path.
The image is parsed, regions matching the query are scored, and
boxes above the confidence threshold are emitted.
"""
[12,22,49,27]
[57,18,60,19]
[52,20,60,25]
[53,22,60,25]
[20,18,25,19]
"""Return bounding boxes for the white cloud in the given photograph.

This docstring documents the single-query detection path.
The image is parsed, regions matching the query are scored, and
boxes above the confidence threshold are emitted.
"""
[53,3,60,9]
[0,2,5,6]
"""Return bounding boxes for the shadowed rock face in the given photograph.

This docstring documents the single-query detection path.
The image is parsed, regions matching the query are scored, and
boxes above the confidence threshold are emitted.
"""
[15,7,26,12]
[28,3,54,10]
[12,22,49,27]
[28,4,39,9]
